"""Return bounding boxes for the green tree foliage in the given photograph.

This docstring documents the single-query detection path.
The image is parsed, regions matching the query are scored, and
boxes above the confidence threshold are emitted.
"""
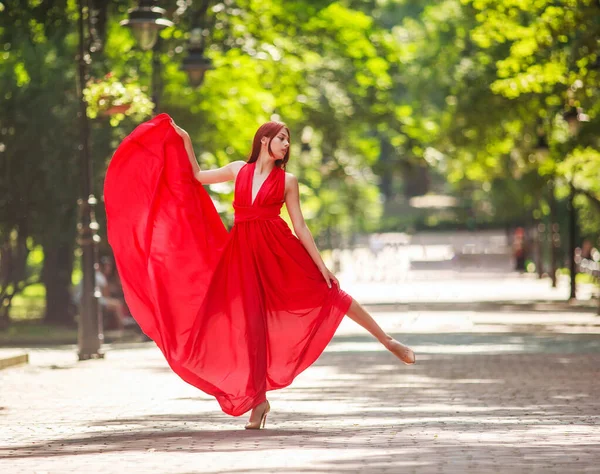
[2,0,599,327]
[0,0,82,324]
[391,0,600,233]
[155,0,400,239]
[0,0,407,323]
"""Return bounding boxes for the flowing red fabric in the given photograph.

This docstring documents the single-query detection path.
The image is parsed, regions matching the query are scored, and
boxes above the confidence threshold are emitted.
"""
[104,113,352,416]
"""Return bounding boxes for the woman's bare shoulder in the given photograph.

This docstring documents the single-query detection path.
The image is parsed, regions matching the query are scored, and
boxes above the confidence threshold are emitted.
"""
[284,172,299,196]
[229,160,246,178]
[284,172,298,186]
[229,160,246,170]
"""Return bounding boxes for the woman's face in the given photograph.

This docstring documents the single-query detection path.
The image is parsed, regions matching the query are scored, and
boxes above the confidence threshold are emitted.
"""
[267,129,290,160]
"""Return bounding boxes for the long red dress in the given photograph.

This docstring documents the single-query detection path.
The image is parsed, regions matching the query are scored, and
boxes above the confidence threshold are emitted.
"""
[104,113,352,416]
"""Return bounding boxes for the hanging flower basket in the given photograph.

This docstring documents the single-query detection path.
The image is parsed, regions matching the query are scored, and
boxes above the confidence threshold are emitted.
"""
[100,104,132,117]
[84,73,153,124]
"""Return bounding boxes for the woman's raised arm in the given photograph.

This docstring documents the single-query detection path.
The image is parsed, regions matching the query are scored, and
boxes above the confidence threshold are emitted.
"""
[172,121,244,184]
[194,162,246,184]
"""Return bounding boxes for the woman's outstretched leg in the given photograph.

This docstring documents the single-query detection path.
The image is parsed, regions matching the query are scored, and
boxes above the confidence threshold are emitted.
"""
[345,298,415,364]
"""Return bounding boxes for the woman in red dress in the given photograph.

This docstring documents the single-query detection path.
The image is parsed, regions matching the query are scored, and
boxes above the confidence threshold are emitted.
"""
[104,114,414,430]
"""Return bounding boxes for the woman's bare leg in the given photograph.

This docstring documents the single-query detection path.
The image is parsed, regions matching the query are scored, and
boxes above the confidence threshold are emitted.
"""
[346,298,415,364]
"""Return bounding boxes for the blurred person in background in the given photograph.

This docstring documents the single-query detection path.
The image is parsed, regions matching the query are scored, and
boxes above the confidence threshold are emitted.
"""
[73,259,127,332]
[513,227,527,272]
[99,256,135,331]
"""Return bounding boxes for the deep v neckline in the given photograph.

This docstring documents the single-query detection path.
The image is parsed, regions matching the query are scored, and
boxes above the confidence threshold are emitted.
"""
[250,163,275,206]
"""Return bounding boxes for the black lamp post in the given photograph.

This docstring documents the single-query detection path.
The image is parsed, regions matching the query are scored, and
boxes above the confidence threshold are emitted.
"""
[122,2,215,105]
[547,179,559,288]
[119,0,172,51]
[77,0,103,360]
[181,27,214,88]
[180,1,216,88]
[562,106,589,300]
[566,183,577,300]
[534,132,550,280]
[120,0,173,113]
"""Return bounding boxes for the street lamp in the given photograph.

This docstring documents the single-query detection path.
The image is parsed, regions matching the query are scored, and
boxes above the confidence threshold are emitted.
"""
[122,2,216,103]
[119,0,173,51]
[77,0,103,360]
[181,27,214,88]
[562,106,589,301]
[121,0,173,113]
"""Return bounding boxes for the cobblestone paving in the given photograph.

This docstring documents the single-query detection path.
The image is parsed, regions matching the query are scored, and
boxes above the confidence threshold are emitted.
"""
[1,313,600,473]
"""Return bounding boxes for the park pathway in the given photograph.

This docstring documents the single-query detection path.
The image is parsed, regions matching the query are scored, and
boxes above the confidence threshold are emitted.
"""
[1,305,599,473]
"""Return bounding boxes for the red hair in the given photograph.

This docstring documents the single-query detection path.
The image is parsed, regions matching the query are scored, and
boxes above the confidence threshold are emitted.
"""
[247,121,291,169]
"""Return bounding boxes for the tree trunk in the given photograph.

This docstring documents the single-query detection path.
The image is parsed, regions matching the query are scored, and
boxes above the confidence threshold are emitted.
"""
[402,161,430,198]
[0,238,13,329]
[0,227,30,329]
[43,242,76,326]
[378,138,394,201]
[548,181,558,288]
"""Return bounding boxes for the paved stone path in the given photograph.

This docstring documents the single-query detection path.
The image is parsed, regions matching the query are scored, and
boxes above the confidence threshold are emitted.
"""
[1,309,600,473]
[339,270,598,305]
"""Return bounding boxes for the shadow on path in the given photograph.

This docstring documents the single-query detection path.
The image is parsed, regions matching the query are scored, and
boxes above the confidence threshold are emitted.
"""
[2,332,599,472]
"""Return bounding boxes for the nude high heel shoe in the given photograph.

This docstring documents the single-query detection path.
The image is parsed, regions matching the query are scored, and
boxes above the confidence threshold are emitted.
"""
[245,400,270,430]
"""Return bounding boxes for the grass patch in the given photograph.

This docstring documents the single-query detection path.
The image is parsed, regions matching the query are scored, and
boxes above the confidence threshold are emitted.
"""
[0,319,78,346]
[576,272,599,285]
[11,283,46,321]
[555,268,599,285]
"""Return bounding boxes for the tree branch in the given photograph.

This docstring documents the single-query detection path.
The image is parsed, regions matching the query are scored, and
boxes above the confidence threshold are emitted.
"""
[574,186,600,212]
